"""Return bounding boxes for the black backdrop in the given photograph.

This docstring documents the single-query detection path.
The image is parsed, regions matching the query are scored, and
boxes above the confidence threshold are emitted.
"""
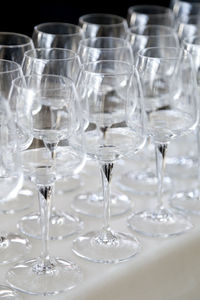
[1,0,171,37]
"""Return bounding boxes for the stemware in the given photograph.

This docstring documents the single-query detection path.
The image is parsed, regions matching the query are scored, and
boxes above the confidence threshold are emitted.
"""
[117,25,179,196]
[127,47,198,238]
[32,22,83,51]
[18,47,83,240]
[72,60,146,263]
[79,13,128,38]
[171,35,200,215]
[176,15,200,43]
[0,59,33,214]
[0,32,34,65]
[0,98,30,265]
[172,0,200,21]
[7,74,85,295]
[71,37,133,218]
[127,5,175,27]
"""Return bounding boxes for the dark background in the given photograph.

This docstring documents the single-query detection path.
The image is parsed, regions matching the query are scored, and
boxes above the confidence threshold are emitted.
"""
[1,0,171,37]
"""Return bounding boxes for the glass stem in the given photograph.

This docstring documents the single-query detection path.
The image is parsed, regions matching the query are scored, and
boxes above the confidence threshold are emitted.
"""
[37,183,54,263]
[100,162,114,233]
[155,143,168,210]
[196,127,200,199]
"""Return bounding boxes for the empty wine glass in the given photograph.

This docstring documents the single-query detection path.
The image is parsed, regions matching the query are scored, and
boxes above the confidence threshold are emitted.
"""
[171,35,200,214]
[0,59,33,214]
[176,15,200,43]
[127,5,175,27]
[127,47,198,238]
[172,0,200,21]
[117,25,179,196]
[72,60,146,263]
[0,98,31,264]
[32,22,83,51]
[79,13,128,38]
[0,32,34,65]
[17,48,83,240]
[71,37,133,218]
[7,74,85,295]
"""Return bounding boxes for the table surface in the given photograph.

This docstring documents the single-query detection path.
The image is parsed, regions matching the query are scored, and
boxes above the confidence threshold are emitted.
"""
[0,146,200,300]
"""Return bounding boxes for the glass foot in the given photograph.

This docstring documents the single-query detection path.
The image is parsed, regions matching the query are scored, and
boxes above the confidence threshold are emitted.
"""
[128,208,193,238]
[72,230,141,264]
[117,170,171,195]
[0,188,34,215]
[171,190,200,215]
[0,233,31,264]
[18,211,83,240]
[0,285,21,299]
[71,191,131,217]
[56,175,83,195]
[6,257,82,296]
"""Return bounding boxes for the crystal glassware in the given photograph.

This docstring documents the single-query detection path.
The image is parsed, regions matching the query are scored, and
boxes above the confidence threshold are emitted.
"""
[6,74,85,295]
[171,35,200,215]
[117,25,179,196]
[32,22,83,51]
[79,13,128,38]
[127,47,198,238]
[0,98,31,265]
[18,47,84,240]
[72,60,146,263]
[0,32,34,65]
[127,5,175,27]
[71,37,133,217]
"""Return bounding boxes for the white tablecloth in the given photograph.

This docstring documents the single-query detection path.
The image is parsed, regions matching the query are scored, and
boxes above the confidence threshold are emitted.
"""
[0,155,200,300]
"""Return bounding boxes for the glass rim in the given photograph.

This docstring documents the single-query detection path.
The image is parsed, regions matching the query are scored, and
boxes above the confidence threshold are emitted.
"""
[128,24,177,37]
[81,59,134,76]
[33,22,83,37]
[0,32,33,48]
[128,5,173,16]
[137,46,186,60]
[12,73,75,90]
[24,47,79,62]
[78,37,131,50]
[79,13,127,27]
[0,59,21,74]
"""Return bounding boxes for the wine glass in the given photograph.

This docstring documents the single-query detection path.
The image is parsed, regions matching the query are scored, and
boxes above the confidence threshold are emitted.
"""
[72,60,146,263]
[171,35,200,215]
[71,37,133,218]
[127,5,175,27]
[0,97,31,265]
[172,0,200,21]
[0,32,34,65]
[117,25,179,196]
[127,47,198,238]
[16,47,83,240]
[79,13,128,38]
[176,15,200,43]
[32,22,83,51]
[7,74,85,295]
[0,59,33,214]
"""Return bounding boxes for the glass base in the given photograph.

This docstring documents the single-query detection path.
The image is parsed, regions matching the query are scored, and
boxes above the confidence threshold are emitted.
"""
[0,188,34,215]
[0,233,31,264]
[117,170,171,195]
[171,190,200,215]
[18,211,83,240]
[72,230,141,264]
[71,191,131,217]
[127,208,193,238]
[0,285,21,299]
[56,175,83,195]
[6,257,82,296]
